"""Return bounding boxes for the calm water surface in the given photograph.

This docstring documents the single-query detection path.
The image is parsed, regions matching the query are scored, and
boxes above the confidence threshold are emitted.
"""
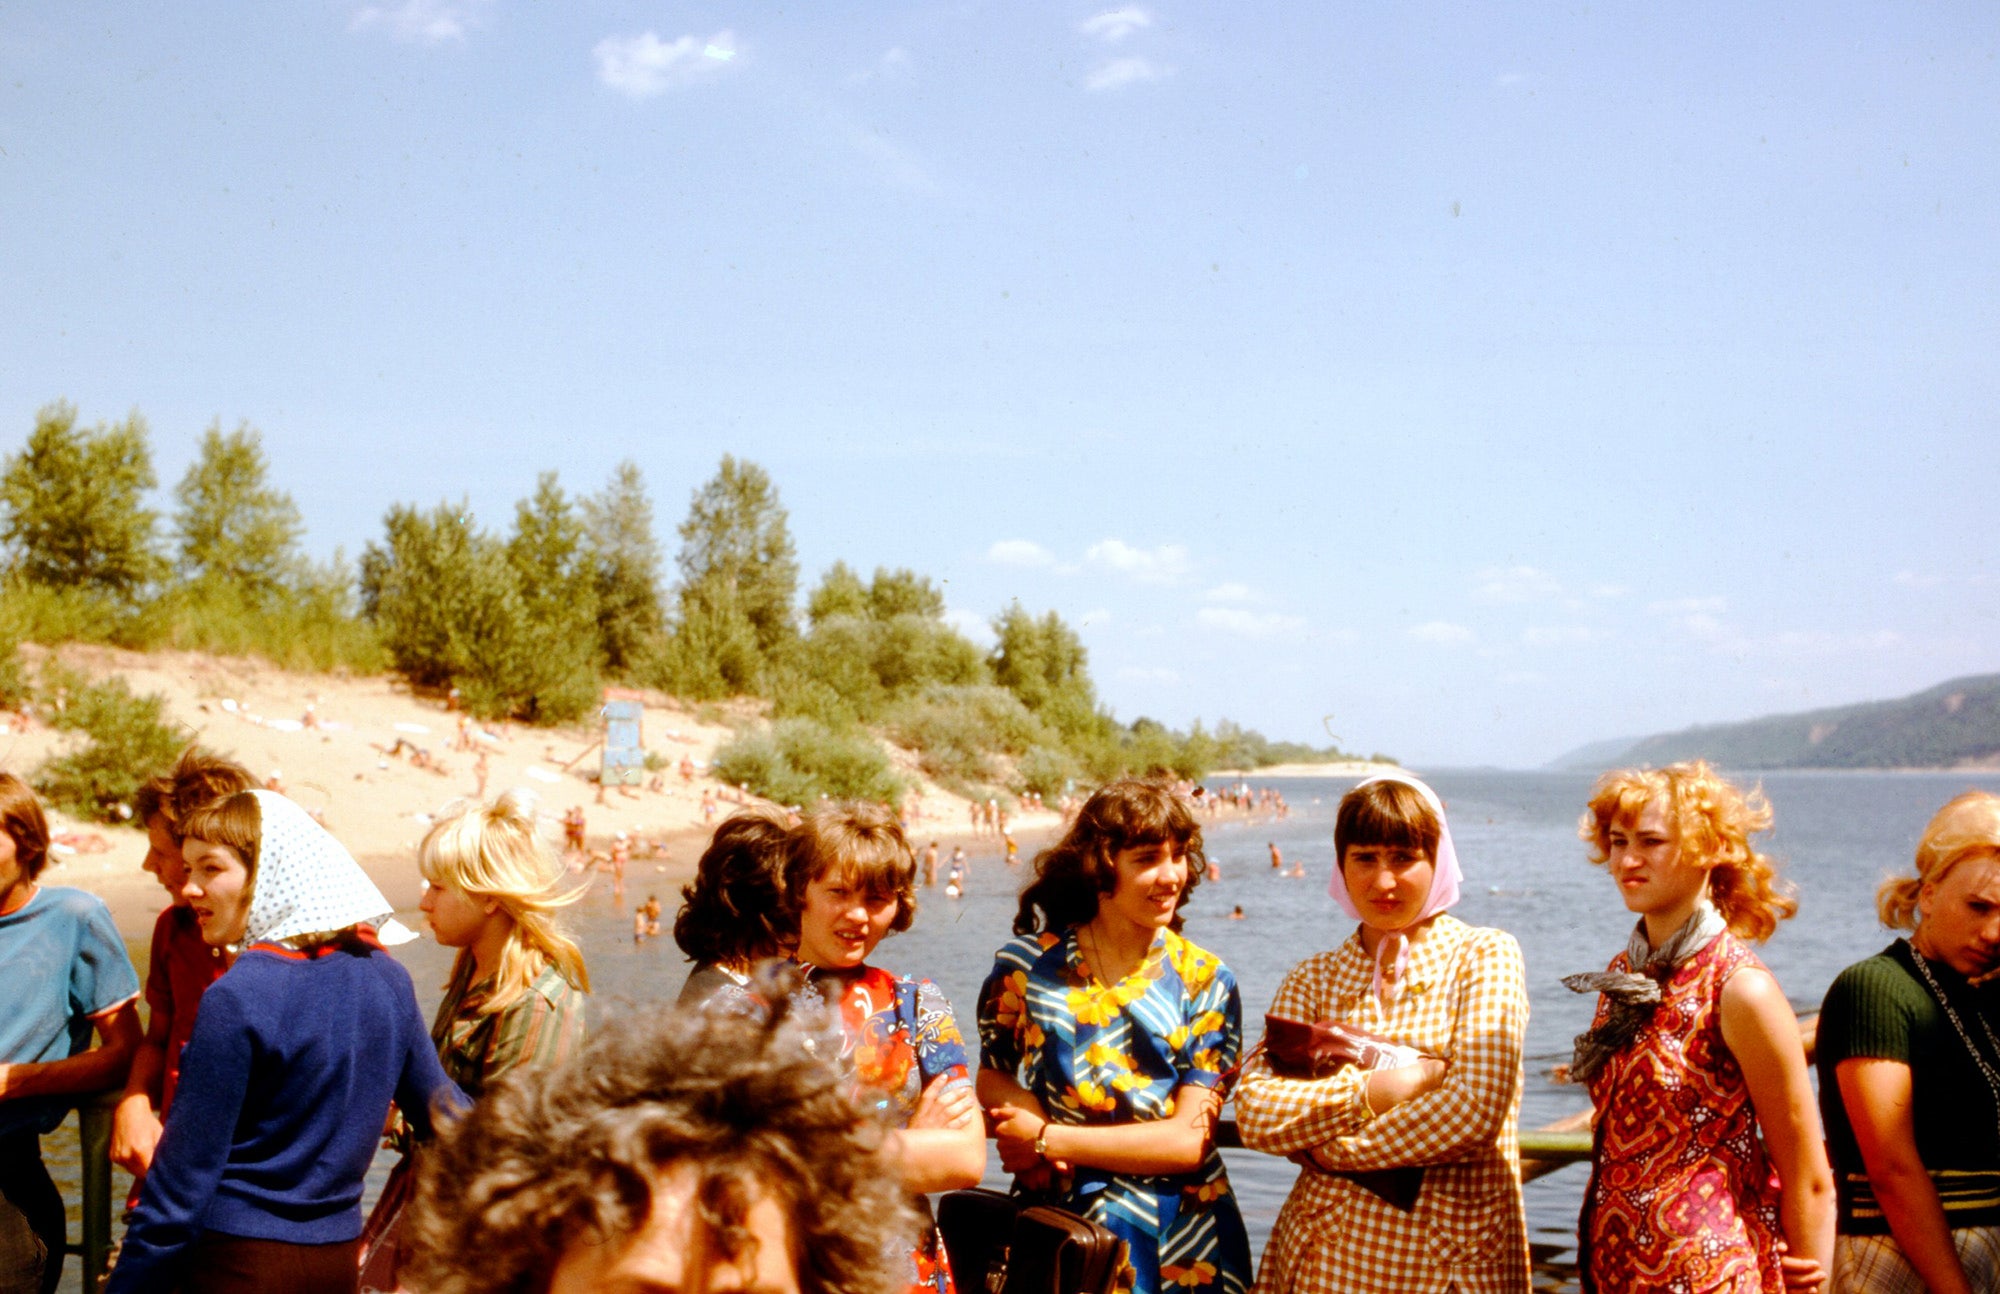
[50,768,2000,1292]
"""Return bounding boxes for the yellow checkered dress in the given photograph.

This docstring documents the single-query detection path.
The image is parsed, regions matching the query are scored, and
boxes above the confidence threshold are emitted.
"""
[1234,915,1531,1294]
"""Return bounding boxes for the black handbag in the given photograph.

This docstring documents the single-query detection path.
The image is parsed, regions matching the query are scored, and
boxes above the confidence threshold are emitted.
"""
[936,1189,1123,1294]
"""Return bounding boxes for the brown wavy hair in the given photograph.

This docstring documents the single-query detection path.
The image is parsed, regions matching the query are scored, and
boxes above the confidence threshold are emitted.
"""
[403,989,919,1294]
[783,802,918,935]
[676,808,796,966]
[1878,790,2000,931]
[0,773,50,883]
[1579,760,1797,942]
[1012,777,1206,935]
[133,746,255,841]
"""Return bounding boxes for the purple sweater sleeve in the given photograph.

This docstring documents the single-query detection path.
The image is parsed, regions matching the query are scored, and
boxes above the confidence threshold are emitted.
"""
[106,983,255,1293]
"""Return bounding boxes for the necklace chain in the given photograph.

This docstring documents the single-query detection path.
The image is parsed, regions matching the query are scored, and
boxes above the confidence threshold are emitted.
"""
[1906,940,2000,1142]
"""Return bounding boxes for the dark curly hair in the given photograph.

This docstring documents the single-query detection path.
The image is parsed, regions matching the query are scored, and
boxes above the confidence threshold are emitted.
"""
[783,802,918,935]
[674,808,795,966]
[403,986,920,1294]
[1012,777,1206,935]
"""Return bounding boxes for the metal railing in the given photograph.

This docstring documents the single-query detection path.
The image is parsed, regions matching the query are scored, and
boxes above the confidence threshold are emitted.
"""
[62,1088,119,1292]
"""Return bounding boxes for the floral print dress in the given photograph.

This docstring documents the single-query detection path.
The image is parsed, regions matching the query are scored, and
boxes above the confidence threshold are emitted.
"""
[977,928,1252,1294]
[814,964,974,1294]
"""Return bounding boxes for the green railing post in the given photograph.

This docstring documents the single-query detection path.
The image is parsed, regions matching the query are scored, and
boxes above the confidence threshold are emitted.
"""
[67,1088,120,1292]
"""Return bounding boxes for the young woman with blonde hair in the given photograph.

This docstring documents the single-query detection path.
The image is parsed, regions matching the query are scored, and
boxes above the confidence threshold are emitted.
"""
[1567,761,1834,1293]
[416,790,590,1093]
[1817,790,2000,1293]
[360,792,593,1287]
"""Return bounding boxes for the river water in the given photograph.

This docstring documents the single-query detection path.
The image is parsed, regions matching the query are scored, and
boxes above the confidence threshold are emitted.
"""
[49,768,2000,1291]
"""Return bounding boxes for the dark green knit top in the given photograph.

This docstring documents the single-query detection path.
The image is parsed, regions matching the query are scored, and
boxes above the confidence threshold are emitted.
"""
[1815,940,2000,1235]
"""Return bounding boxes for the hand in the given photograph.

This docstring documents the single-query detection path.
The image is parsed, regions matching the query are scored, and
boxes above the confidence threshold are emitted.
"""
[1363,1057,1449,1114]
[110,1094,163,1176]
[0,1063,12,1101]
[990,1106,1072,1175]
[1777,1249,1825,1293]
[910,1079,978,1131]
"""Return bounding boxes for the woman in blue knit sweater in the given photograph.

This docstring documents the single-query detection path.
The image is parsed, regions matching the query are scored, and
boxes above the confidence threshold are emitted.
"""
[108,791,463,1294]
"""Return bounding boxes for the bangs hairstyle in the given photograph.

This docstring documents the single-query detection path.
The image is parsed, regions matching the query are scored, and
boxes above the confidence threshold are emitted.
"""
[1334,780,1440,865]
[1878,790,2000,931]
[181,791,265,882]
[1012,777,1205,936]
[676,808,794,967]
[784,803,917,934]
[1579,760,1797,943]
[134,746,256,841]
[420,790,591,1012]
[0,773,50,883]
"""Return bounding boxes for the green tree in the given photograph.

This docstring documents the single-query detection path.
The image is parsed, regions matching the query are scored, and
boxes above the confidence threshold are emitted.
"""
[581,461,666,676]
[806,561,869,625]
[172,420,305,597]
[866,567,946,621]
[1,402,164,598]
[675,456,798,658]
[989,602,1099,737]
[359,499,597,723]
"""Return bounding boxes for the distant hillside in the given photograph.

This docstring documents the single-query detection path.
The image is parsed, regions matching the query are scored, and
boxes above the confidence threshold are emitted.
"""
[1550,674,2000,771]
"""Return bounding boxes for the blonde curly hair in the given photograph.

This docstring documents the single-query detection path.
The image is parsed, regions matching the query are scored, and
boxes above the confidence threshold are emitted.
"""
[1579,760,1798,942]
[1877,790,2000,931]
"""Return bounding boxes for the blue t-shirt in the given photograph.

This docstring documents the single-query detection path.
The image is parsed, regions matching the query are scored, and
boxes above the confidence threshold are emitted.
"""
[0,885,141,1137]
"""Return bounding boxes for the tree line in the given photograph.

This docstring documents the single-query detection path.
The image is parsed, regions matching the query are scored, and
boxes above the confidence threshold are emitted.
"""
[0,401,1360,809]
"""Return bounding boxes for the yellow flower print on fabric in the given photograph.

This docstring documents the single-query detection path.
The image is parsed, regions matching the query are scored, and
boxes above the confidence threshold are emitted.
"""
[1068,984,1122,1026]
[1059,1079,1120,1114]
[1161,1261,1217,1288]
[1166,1024,1190,1051]
[1110,1069,1150,1093]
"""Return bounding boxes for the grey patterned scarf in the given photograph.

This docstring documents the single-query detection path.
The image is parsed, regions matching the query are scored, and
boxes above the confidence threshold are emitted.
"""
[1562,899,1727,1084]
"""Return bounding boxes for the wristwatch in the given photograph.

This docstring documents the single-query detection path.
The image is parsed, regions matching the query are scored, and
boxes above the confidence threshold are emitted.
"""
[1033,1124,1051,1159]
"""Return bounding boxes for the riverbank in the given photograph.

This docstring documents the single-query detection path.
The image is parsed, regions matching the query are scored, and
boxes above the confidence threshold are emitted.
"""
[1215,760,1401,779]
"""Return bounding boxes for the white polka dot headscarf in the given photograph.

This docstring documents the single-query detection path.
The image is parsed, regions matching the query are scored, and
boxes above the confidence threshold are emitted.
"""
[242,790,416,947]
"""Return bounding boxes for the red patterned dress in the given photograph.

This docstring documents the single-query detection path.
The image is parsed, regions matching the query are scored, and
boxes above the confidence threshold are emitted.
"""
[815,963,973,1294]
[1580,931,1785,1294]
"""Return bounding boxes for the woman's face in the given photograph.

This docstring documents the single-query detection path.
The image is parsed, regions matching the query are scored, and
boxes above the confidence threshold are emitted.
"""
[420,877,500,950]
[795,868,899,970]
[1341,841,1435,933]
[1605,798,1710,920]
[1101,842,1188,932]
[1918,852,2000,979]
[182,837,253,946]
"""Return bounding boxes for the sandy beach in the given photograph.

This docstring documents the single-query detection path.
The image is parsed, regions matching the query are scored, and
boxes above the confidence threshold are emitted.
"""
[1214,760,1400,779]
[11,645,1068,937]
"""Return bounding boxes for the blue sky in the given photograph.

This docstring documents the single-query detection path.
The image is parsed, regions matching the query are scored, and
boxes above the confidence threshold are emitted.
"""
[2,2,1996,767]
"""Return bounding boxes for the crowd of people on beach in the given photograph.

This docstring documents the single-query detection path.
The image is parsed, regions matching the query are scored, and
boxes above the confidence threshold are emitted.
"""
[0,750,1994,1294]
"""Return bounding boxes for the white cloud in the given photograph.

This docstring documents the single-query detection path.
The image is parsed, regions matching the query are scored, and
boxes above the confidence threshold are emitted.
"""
[987,539,1057,569]
[1086,539,1191,584]
[594,29,739,99]
[1409,620,1475,646]
[1204,582,1255,603]
[1079,7,1153,42]
[1197,607,1306,639]
[942,608,995,647]
[1473,564,1562,604]
[1522,626,1603,647]
[350,0,489,43]
[1084,56,1170,92]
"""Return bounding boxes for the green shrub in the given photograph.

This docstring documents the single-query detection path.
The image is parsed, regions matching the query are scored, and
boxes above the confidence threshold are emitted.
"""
[1017,745,1079,799]
[712,718,904,806]
[0,580,131,647]
[34,666,185,820]
[126,577,387,675]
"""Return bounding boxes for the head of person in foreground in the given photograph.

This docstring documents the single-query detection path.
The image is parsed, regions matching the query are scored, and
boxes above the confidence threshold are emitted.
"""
[1880,789,2000,978]
[401,995,920,1294]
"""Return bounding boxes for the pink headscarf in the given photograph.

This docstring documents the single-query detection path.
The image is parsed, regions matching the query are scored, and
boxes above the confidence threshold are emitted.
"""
[1327,772,1463,1006]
